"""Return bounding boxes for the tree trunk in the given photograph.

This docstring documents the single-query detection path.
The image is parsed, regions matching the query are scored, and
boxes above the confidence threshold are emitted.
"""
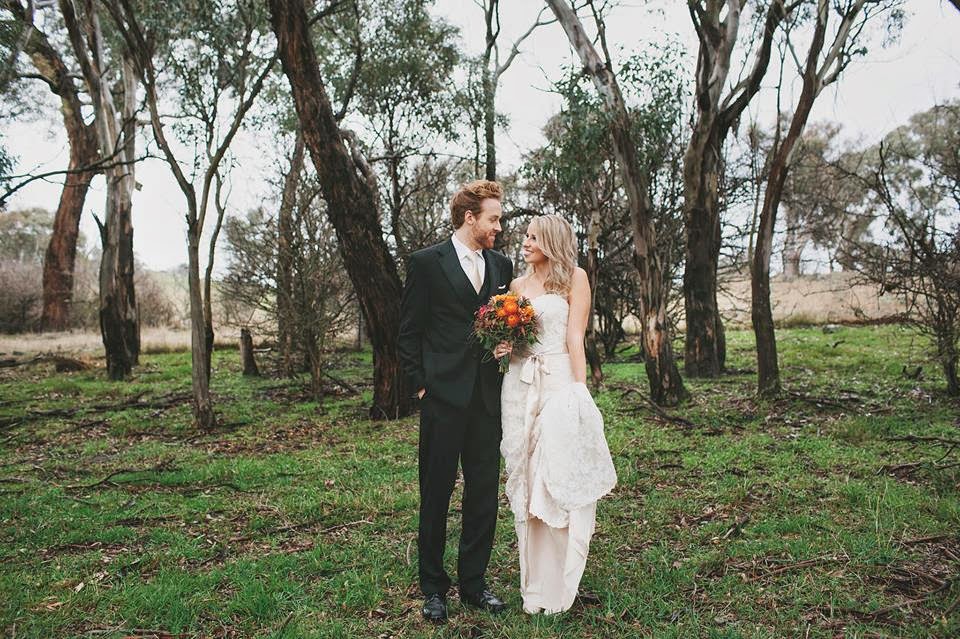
[548,0,687,405]
[60,0,140,378]
[42,153,96,331]
[944,355,959,398]
[751,172,782,397]
[187,227,215,427]
[682,124,726,377]
[268,0,411,419]
[682,1,791,377]
[752,0,833,398]
[584,206,603,388]
[388,150,408,261]
[781,204,804,279]
[937,327,959,397]
[201,172,230,382]
[304,325,324,402]
[240,327,260,377]
[13,2,102,331]
[483,67,496,181]
[276,130,304,377]
[97,55,140,380]
[482,0,497,181]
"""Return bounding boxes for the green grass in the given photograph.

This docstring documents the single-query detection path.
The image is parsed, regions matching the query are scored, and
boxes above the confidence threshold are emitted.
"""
[1,325,958,638]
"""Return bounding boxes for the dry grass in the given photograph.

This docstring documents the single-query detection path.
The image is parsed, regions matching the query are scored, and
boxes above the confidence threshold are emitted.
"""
[0,327,244,357]
[717,272,904,327]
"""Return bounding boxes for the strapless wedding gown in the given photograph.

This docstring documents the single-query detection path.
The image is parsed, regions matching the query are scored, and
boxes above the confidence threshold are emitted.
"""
[500,293,617,614]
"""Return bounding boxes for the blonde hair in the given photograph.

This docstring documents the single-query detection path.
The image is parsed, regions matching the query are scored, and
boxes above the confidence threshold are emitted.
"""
[526,214,578,296]
[449,180,503,228]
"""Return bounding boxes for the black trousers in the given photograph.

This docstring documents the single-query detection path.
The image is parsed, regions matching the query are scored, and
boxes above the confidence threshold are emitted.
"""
[417,383,501,596]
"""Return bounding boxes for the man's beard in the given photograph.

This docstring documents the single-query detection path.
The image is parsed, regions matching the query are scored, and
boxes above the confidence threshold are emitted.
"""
[473,227,495,249]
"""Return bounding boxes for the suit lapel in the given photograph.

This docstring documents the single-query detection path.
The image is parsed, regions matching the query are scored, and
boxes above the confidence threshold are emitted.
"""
[438,239,481,309]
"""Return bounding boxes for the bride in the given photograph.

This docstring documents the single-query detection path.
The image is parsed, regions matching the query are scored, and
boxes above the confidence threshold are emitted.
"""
[493,214,617,614]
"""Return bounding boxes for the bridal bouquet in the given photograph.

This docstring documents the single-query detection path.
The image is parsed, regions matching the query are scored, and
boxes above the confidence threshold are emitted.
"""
[473,293,538,373]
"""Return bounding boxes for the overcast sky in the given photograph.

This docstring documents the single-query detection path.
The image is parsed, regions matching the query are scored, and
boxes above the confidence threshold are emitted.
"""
[5,0,960,271]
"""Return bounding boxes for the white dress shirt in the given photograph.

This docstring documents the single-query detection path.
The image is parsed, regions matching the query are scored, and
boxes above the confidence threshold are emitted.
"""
[451,233,485,291]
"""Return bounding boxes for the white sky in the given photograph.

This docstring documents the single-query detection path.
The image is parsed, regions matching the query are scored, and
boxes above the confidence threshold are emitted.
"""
[5,0,960,271]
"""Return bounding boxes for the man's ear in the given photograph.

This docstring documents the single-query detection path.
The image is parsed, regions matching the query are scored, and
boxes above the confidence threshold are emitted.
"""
[464,210,475,225]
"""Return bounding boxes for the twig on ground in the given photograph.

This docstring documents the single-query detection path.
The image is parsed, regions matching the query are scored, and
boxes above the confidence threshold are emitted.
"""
[65,460,177,491]
[787,390,862,409]
[322,369,360,394]
[230,518,371,543]
[611,384,699,429]
[885,434,960,448]
[745,555,848,583]
[900,533,957,546]
[275,612,295,634]
[852,577,955,619]
[882,434,960,476]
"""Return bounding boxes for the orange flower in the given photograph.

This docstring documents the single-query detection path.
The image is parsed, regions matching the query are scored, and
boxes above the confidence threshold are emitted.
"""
[495,307,508,318]
[506,314,520,327]
[503,300,519,315]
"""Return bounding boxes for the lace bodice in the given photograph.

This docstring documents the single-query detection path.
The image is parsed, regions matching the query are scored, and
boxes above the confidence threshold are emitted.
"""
[527,294,569,355]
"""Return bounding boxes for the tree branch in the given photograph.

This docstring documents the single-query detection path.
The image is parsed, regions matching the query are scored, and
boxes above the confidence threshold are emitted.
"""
[719,0,793,124]
[494,4,555,79]
[0,151,152,207]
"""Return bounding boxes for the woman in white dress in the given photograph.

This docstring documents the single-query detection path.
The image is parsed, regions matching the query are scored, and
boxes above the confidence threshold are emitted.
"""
[493,214,617,614]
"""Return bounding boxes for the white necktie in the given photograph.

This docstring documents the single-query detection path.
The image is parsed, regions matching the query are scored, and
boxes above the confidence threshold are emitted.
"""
[467,252,482,293]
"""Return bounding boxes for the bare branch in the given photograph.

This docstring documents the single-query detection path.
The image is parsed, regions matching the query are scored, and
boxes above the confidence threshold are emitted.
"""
[494,4,555,79]
[719,0,794,124]
[307,0,350,26]
[1,151,152,207]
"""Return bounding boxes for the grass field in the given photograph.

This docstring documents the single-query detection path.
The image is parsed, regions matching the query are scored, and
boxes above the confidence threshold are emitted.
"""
[1,325,957,638]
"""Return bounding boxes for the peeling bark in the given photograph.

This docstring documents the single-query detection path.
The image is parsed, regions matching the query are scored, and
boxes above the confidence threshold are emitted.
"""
[60,0,139,378]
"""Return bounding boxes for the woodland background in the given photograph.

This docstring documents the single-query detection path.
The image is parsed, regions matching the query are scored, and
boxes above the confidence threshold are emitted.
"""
[1,1,958,637]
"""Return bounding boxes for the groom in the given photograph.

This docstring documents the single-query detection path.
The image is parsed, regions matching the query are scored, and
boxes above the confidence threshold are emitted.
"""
[398,180,513,622]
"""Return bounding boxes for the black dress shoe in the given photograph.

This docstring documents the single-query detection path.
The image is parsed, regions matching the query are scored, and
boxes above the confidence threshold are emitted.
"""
[422,593,447,623]
[461,588,506,614]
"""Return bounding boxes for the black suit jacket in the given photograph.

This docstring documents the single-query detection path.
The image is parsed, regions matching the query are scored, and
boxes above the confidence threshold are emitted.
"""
[398,238,514,413]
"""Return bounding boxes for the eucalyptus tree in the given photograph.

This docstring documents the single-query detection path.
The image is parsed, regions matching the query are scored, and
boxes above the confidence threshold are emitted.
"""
[475,0,554,182]
[5,1,102,331]
[304,0,468,258]
[51,0,141,378]
[107,0,277,427]
[524,48,688,384]
[751,0,905,397]
[268,0,412,419]
[682,0,801,378]
[547,0,688,405]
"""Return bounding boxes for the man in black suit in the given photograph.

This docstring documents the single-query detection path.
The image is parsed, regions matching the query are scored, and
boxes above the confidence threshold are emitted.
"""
[398,180,514,622]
